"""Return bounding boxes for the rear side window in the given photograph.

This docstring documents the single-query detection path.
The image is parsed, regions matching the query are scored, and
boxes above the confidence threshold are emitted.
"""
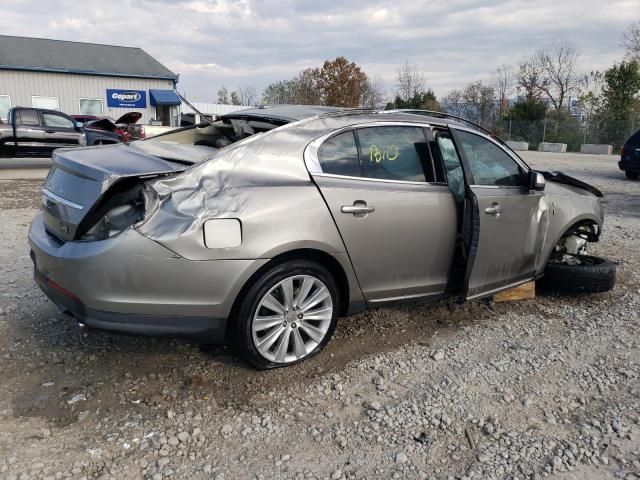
[318,131,361,177]
[17,109,40,126]
[357,126,432,182]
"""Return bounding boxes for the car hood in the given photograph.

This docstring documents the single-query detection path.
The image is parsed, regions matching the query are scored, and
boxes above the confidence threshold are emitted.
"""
[541,171,603,197]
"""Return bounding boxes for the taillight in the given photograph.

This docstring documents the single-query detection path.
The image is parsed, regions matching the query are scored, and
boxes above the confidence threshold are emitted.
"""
[620,147,626,157]
[47,279,79,300]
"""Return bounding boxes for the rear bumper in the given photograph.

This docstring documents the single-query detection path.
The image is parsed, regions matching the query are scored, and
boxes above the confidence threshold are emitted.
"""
[33,265,226,339]
[28,212,268,341]
[619,159,640,172]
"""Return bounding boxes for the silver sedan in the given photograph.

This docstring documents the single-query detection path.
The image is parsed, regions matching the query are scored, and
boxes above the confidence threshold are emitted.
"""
[29,107,609,368]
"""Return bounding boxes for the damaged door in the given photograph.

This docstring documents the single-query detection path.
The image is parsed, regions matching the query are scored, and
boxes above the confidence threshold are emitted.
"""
[450,127,549,300]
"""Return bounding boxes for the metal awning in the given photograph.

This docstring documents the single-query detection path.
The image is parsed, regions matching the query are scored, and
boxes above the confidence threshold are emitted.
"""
[149,89,181,106]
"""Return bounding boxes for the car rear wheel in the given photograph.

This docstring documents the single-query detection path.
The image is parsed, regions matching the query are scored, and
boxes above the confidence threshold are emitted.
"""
[234,260,339,369]
[540,254,616,293]
[625,171,639,180]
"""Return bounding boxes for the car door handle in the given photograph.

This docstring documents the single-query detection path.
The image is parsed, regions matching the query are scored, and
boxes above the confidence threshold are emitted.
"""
[484,204,503,216]
[45,129,55,133]
[341,203,375,215]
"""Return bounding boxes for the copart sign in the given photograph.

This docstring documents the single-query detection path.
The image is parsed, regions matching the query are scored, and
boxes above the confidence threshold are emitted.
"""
[106,89,147,108]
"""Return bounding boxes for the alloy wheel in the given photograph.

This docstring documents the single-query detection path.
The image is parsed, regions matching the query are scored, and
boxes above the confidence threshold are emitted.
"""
[251,275,333,364]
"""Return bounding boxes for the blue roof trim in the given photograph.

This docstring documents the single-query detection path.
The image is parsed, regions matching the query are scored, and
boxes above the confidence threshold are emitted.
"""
[149,89,181,106]
[0,64,178,81]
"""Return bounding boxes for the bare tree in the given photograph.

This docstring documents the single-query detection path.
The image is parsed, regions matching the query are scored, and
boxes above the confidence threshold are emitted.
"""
[217,86,230,104]
[535,39,582,110]
[442,88,465,117]
[622,21,640,63]
[462,81,496,126]
[361,76,386,108]
[396,60,426,102]
[516,55,546,102]
[491,64,515,115]
[443,82,496,126]
[237,85,258,106]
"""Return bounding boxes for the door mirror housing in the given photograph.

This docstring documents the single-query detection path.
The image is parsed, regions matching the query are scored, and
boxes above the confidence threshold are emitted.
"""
[529,171,545,191]
[75,122,83,130]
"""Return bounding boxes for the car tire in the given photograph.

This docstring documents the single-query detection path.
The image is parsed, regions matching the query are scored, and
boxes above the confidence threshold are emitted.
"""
[540,254,616,293]
[233,259,340,369]
[625,171,639,180]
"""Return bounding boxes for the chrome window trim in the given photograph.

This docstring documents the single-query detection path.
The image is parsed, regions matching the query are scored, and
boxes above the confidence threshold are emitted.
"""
[42,188,84,210]
[468,184,528,190]
[313,172,448,187]
[304,121,433,177]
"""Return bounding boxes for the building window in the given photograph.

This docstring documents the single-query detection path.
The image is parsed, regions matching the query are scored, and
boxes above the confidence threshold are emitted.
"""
[0,95,11,122]
[79,98,103,116]
[31,96,60,111]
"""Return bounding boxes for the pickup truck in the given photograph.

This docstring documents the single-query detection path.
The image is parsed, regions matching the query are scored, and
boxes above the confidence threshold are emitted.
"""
[0,107,121,157]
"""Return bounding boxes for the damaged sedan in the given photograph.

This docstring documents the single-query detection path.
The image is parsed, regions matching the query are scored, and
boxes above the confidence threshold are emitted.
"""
[28,106,615,368]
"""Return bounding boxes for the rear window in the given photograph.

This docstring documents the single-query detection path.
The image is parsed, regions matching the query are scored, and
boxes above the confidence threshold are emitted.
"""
[625,129,640,147]
[17,109,40,126]
[318,131,361,177]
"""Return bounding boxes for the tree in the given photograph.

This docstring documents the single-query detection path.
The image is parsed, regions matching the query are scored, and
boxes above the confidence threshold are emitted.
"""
[294,68,322,105]
[385,89,441,111]
[508,98,547,121]
[230,91,241,106]
[443,81,496,127]
[516,56,546,102]
[536,39,582,110]
[361,76,386,108]
[622,21,640,63]
[262,80,295,105]
[217,86,230,104]
[315,57,368,107]
[491,64,515,116]
[517,39,581,110]
[237,85,258,106]
[593,61,640,147]
[396,60,426,102]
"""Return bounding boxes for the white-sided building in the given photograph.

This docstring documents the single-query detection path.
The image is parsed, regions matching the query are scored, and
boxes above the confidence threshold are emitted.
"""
[0,35,181,125]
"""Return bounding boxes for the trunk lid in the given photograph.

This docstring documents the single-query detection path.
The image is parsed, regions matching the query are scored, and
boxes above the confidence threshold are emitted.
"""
[115,112,142,125]
[42,144,184,241]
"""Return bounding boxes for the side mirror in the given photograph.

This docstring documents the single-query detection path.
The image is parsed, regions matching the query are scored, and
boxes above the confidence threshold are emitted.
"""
[75,122,83,130]
[529,171,545,191]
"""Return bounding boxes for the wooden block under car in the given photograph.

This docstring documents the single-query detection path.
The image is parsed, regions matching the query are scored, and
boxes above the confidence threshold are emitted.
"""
[493,281,536,302]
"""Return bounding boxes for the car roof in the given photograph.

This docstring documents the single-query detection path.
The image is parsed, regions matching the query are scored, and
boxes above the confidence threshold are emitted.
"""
[220,105,345,122]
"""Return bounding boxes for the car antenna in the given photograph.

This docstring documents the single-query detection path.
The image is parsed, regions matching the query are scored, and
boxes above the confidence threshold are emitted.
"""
[174,91,215,127]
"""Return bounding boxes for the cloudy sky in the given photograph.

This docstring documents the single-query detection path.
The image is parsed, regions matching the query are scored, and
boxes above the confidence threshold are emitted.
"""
[1,0,637,102]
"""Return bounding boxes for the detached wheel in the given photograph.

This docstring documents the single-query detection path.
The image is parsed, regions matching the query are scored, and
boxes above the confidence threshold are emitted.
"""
[541,254,616,293]
[234,260,339,369]
[625,171,639,180]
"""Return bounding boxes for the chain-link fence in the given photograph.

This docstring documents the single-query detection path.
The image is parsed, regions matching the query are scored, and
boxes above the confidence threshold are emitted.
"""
[494,115,639,153]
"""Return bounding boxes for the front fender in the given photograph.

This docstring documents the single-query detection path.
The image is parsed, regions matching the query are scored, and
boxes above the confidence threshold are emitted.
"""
[536,190,603,276]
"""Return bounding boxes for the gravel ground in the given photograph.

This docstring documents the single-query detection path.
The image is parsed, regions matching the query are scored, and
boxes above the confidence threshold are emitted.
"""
[0,152,639,480]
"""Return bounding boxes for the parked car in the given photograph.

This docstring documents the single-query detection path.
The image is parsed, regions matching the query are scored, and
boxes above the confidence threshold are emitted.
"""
[29,107,615,368]
[0,107,121,157]
[619,129,640,179]
[72,112,142,143]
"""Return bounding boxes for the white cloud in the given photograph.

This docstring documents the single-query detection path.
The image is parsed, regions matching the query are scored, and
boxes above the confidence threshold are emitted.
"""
[0,0,636,102]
